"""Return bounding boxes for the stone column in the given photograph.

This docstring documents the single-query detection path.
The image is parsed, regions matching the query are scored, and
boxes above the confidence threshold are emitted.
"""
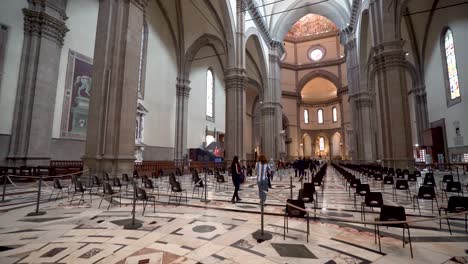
[7,0,68,166]
[262,46,282,160]
[82,0,148,177]
[225,68,246,162]
[344,37,360,161]
[414,86,429,145]
[368,0,413,169]
[174,78,190,162]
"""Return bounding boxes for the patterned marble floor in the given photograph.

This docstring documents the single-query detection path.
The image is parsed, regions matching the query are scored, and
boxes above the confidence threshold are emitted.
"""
[0,166,467,263]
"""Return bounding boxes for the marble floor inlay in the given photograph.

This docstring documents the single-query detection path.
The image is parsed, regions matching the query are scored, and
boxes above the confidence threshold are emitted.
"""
[0,167,466,263]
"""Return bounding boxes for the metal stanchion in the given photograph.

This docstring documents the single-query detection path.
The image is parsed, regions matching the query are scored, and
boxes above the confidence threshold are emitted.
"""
[252,191,272,242]
[456,167,460,183]
[200,172,210,203]
[1,175,9,203]
[26,174,46,216]
[290,176,293,200]
[124,181,142,229]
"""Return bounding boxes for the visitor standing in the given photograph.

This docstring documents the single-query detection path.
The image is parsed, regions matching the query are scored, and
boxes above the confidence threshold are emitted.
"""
[256,155,270,205]
[230,156,242,203]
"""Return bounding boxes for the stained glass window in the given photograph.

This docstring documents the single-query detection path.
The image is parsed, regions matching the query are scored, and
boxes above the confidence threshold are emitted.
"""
[206,69,214,119]
[304,109,309,124]
[332,107,337,122]
[319,137,325,151]
[318,109,323,124]
[444,29,460,100]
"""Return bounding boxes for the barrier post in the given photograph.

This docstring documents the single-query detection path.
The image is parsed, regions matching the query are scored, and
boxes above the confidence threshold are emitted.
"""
[1,175,8,203]
[200,171,210,203]
[26,174,46,216]
[124,180,142,229]
[290,176,293,200]
[456,167,460,182]
[252,193,273,242]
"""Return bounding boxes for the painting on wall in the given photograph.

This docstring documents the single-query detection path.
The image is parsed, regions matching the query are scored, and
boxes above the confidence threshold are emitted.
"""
[61,50,93,139]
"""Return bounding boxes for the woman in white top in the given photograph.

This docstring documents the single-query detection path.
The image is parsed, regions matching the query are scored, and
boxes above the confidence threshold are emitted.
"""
[256,154,270,205]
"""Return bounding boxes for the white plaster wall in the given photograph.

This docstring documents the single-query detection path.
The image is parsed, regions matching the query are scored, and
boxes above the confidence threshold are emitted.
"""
[142,0,178,148]
[52,0,99,139]
[187,46,226,149]
[423,7,468,150]
[0,0,28,135]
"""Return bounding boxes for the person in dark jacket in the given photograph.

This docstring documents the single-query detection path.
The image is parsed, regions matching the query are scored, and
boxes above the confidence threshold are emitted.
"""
[230,156,242,203]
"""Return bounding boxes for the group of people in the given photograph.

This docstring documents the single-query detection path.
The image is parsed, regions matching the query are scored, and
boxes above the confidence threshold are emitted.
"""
[292,157,320,178]
[230,155,285,204]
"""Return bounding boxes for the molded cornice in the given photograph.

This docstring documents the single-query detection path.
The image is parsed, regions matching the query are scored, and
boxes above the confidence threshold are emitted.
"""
[281,57,346,71]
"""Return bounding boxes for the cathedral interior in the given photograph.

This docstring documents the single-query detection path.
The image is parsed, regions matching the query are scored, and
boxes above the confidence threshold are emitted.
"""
[0,0,467,263]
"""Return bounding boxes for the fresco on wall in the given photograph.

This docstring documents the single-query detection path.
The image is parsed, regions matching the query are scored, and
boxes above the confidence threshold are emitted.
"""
[286,14,338,39]
[61,50,93,139]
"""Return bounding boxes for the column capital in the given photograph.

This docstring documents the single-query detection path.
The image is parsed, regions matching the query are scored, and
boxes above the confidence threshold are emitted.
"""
[23,8,69,46]
[225,68,247,89]
[176,83,191,97]
[371,41,406,72]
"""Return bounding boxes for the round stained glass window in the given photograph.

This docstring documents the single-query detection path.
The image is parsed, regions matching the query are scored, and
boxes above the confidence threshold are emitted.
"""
[309,48,324,61]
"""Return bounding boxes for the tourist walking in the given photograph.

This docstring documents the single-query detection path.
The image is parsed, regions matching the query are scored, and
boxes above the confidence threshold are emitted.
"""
[230,156,242,203]
[256,155,270,205]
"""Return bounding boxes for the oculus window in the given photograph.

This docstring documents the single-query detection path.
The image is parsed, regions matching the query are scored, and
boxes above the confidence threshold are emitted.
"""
[309,47,325,62]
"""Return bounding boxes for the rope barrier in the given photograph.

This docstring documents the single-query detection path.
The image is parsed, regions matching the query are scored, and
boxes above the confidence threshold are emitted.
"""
[267,191,468,226]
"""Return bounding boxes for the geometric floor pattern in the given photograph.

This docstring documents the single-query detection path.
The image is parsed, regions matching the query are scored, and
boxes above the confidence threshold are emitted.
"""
[0,167,467,263]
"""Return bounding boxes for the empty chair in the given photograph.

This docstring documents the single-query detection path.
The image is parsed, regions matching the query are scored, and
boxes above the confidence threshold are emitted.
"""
[144,178,159,199]
[49,178,66,201]
[383,175,395,190]
[394,180,411,201]
[396,172,405,179]
[191,172,204,198]
[133,187,155,216]
[414,171,422,178]
[407,173,418,192]
[439,196,468,234]
[103,172,110,183]
[214,172,227,192]
[442,181,463,202]
[402,169,409,176]
[121,174,130,193]
[413,186,438,215]
[99,183,121,210]
[388,168,395,176]
[361,192,384,224]
[348,178,361,197]
[112,177,122,192]
[69,181,92,205]
[91,175,102,193]
[373,173,383,187]
[354,183,370,208]
[375,205,413,258]
[168,174,187,205]
[440,175,453,190]
[395,168,402,175]
[423,175,437,191]
[301,183,318,207]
